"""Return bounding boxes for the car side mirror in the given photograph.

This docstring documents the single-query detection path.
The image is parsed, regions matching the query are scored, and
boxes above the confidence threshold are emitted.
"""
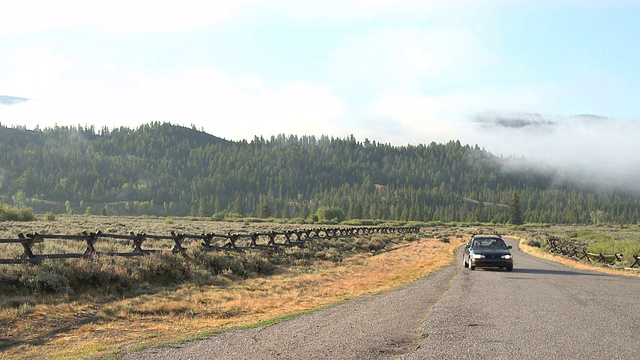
[508,245,512,249]
[465,245,470,248]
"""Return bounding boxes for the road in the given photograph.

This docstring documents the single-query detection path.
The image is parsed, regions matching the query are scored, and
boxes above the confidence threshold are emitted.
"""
[123,238,640,359]
[403,237,640,359]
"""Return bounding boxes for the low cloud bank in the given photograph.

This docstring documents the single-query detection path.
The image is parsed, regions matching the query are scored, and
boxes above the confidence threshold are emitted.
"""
[471,111,640,192]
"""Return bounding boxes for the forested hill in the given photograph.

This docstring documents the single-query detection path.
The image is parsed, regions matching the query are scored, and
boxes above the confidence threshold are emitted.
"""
[1,122,638,224]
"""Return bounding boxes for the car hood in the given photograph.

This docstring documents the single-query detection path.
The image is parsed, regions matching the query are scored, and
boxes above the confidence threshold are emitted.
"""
[471,248,511,256]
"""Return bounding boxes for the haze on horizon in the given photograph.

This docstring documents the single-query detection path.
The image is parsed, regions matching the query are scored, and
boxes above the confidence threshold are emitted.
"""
[1,1,639,185]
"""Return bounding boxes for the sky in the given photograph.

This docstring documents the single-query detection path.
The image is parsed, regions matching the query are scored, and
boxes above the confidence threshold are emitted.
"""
[1,0,639,180]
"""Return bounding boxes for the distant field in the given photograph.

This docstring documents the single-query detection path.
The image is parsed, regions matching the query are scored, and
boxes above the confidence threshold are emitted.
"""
[0,215,301,239]
[0,216,313,259]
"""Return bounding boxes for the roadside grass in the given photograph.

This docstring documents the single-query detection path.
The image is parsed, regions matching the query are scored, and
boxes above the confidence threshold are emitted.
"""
[518,227,640,278]
[566,227,640,262]
[0,217,463,360]
[586,238,640,259]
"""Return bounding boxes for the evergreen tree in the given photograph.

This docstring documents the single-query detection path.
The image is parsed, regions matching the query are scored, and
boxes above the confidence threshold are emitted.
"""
[259,204,273,218]
[509,192,523,225]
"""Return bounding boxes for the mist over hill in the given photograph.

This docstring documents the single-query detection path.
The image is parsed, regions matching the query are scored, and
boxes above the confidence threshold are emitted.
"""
[472,111,640,193]
[1,122,639,224]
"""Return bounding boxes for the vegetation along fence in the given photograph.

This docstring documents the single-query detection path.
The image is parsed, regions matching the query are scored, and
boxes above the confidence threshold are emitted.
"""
[545,235,640,268]
[0,226,420,265]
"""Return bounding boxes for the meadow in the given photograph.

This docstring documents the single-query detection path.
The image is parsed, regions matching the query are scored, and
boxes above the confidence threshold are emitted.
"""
[1,216,640,359]
[0,216,462,359]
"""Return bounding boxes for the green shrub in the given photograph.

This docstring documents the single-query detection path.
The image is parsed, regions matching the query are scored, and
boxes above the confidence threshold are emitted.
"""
[20,273,70,294]
[0,204,36,221]
[211,212,225,221]
[569,229,612,242]
[44,212,56,221]
[525,237,544,248]
[190,250,250,277]
[242,252,275,275]
[62,258,135,294]
[365,238,386,252]
[403,235,419,242]
[315,207,345,222]
[139,251,191,283]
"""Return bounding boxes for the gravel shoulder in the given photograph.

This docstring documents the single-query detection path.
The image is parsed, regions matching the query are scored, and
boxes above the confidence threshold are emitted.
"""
[121,257,460,360]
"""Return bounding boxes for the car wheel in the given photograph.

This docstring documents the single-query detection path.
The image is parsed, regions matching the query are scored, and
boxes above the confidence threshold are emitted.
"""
[506,265,513,272]
[463,256,468,268]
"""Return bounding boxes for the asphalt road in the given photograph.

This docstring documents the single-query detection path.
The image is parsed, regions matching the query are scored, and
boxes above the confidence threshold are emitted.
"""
[123,238,640,359]
[403,237,640,359]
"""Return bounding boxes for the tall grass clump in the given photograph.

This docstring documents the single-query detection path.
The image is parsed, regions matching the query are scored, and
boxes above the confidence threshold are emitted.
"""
[0,204,36,221]
[587,239,640,262]
[569,229,613,242]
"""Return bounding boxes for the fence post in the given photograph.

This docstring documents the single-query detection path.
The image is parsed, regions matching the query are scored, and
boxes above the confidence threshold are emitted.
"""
[170,231,186,253]
[18,233,40,260]
[131,232,146,253]
[82,231,99,255]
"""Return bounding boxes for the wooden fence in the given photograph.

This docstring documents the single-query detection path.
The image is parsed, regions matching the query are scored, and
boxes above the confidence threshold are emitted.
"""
[545,235,640,268]
[0,226,420,265]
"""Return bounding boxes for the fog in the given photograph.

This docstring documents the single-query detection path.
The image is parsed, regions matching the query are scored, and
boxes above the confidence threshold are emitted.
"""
[471,111,640,192]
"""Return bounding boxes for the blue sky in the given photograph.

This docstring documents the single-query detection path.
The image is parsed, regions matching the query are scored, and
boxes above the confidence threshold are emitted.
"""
[1,0,639,176]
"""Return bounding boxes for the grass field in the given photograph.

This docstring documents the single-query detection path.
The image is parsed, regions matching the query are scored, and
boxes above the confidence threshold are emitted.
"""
[0,216,464,359]
[2,217,640,359]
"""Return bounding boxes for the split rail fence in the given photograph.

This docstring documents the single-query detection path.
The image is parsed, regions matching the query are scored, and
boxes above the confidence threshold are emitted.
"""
[545,235,640,268]
[0,226,420,265]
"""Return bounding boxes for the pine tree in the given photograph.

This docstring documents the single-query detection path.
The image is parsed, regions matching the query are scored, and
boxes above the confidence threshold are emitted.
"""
[509,191,523,225]
[259,204,273,218]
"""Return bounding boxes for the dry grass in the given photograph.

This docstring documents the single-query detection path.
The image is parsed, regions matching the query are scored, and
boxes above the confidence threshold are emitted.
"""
[0,216,463,359]
[518,237,640,278]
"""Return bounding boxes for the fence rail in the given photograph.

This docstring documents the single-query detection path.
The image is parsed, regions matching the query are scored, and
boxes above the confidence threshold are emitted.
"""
[0,226,420,265]
[544,235,640,268]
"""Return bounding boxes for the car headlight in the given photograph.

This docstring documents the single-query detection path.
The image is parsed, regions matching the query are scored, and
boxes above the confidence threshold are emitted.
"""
[472,254,484,259]
[502,254,512,260]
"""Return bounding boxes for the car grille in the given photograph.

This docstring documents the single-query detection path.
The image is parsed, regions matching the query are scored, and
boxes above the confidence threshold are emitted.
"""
[485,255,500,259]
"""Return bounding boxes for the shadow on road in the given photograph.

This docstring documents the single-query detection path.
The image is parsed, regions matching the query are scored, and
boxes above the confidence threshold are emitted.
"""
[509,268,611,277]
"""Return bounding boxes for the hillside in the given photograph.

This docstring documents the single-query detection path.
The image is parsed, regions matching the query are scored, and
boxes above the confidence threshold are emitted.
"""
[1,122,639,224]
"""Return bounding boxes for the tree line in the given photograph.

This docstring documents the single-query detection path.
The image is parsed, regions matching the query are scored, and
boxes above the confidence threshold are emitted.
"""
[1,122,639,225]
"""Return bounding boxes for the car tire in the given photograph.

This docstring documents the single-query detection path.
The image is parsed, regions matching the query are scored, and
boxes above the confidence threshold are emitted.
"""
[506,265,513,272]
[463,256,468,268]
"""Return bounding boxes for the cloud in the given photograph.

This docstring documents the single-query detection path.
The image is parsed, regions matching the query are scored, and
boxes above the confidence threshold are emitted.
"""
[472,111,640,189]
[0,1,490,34]
[0,0,255,34]
[363,84,557,146]
[0,54,347,141]
[4,0,612,35]
[0,47,73,99]
[328,27,495,91]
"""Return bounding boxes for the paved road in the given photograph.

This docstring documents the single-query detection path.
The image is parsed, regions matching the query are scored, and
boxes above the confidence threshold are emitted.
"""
[123,238,640,359]
[403,238,640,359]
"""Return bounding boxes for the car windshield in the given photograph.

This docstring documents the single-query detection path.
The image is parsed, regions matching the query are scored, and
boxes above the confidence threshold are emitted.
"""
[474,238,507,249]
